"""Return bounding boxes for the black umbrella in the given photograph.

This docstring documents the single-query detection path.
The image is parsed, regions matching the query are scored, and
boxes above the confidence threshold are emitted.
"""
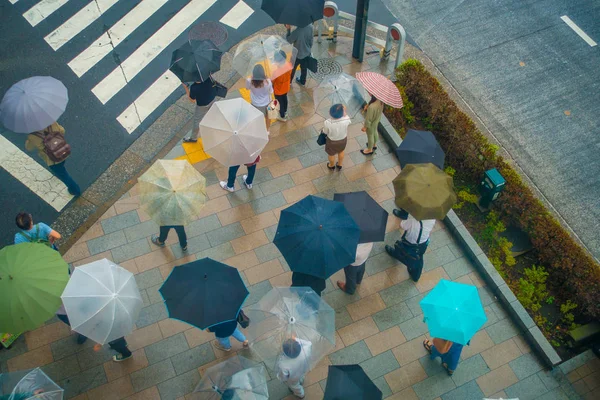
[395,129,445,170]
[169,39,223,83]
[333,191,388,243]
[261,0,324,27]
[324,365,382,400]
[159,258,248,330]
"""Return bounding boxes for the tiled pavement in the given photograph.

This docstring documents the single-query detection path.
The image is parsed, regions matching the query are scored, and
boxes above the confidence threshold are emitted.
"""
[1,38,597,400]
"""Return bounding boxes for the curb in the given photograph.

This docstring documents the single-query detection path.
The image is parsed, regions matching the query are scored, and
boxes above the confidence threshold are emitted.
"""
[377,115,563,368]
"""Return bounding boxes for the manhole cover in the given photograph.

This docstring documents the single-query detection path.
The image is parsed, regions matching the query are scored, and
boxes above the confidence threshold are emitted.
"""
[310,59,343,80]
[188,22,228,47]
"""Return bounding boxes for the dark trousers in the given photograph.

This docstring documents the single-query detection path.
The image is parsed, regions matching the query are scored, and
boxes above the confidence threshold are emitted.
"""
[275,93,288,118]
[49,161,81,196]
[108,337,132,358]
[290,57,308,85]
[227,164,257,188]
[343,262,366,295]
[56,314,88,341]
[390,240,429,282]
[159,225,187,248]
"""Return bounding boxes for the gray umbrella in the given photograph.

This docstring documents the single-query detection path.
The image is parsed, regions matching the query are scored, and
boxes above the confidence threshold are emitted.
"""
[0,76,68,133]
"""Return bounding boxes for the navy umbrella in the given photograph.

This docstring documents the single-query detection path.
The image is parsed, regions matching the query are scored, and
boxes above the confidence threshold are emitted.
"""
[324,365,382,400]
[274,195,360,279]
[169,39,222,83]
[159,258,248,330]
[261,0,324,27]
[334,191,388,243]
[395,129,445,170]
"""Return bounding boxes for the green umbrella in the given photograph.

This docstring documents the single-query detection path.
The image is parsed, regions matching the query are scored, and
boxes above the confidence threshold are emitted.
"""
[0,243,69,332]
[393,163,457,220]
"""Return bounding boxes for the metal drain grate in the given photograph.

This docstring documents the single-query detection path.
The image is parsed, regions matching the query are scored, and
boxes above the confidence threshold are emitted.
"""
[188,22,229,47]
[310,59,343,80]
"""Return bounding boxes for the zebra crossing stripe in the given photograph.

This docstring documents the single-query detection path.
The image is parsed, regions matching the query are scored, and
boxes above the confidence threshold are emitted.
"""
[220,0,254,29]
[9,0,19,4]
[24,0,70,27]
[45,0,120,51]
[68,0,169,77]
[91,0,217,105]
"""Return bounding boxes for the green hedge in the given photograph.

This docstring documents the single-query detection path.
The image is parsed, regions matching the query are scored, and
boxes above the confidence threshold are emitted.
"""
[385,59,600,320]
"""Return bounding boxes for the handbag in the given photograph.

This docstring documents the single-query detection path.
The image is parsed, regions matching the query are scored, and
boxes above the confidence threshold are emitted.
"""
[267,99,280,120]
[306,56,318,73]
[237,309,250,329]
[213,80,227,98]
[317,130,327,146]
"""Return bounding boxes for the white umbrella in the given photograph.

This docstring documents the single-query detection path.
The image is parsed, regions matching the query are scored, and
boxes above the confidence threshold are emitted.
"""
[313,73,369,118]
[0,76,68,133]
[200,98,269,167]
[232,35,297,80]
[61,259,143,345]
[0,368,63,399]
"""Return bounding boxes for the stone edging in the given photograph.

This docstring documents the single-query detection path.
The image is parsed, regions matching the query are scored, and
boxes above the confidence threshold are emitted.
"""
[377,115,563,368]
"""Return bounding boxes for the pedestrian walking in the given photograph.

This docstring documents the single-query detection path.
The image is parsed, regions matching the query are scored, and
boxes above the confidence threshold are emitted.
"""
[322,104,351,171]
[286,23,314,86]
[337,242,374,295]
[108,337,132,362]
[360,95,384,155]
[220,155,260,193]
[152,225,188,252]
[246,64,273,133]
[291,272,327,297]
[208,318,249,352]
[182,79,217,143]
[423,338,464,376]
[385,210,435,282]
[273,50,293,121]
[14,212,61,250]
[276,337,312,399]
[26,122,81,196]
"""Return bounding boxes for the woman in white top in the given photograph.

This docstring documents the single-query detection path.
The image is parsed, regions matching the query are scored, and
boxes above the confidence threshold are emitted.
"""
[246,64,273,132]
[322,104,351,170]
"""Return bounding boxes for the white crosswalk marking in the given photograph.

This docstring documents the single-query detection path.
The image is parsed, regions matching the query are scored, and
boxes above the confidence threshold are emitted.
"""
[91,0,217,105]
[220,0,254,29]
[45,0,120,50]
[68,0,169,77]
[0,134,73,211]
[9,0,19,4]
[24,0,70,27]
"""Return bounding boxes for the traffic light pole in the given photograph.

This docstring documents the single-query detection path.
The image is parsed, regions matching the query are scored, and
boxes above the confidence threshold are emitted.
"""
[352,0,370,62]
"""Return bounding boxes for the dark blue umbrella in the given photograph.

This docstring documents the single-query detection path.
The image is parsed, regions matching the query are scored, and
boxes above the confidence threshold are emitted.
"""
[334,191,388,243]
[395,129,445,170]
[274,195,360,279]
[159,258,248,330]
[261,0,324,27]
[324,365,382,400]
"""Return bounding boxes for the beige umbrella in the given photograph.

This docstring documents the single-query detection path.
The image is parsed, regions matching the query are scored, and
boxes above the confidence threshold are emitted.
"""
[138,160,206,226]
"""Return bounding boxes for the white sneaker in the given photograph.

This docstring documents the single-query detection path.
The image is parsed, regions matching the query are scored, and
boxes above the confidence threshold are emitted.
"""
[277,116,288,122]
[243,175,253,189]
[219,181,234,192]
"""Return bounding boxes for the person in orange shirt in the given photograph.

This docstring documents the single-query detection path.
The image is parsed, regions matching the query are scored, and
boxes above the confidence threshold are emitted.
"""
[272,50,293,122]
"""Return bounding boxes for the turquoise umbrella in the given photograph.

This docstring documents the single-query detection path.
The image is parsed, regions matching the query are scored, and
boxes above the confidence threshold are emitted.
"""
[419,280,487,345]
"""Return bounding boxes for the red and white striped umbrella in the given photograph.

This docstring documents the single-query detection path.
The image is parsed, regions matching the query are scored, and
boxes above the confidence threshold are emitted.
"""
[356,71,404,109]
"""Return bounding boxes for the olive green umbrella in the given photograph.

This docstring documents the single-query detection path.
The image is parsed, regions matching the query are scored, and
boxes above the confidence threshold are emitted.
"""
[393,163,457,220]
[0,243,69,332]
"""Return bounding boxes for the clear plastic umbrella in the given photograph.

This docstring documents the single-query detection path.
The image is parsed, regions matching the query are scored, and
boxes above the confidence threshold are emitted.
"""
[60,259,143,345]
[232,35,297,80]
[191,355,268,400]
[313,73,369,118]
[0,76,68,133]
[200,98,269,167]
[0,368,63,399]
[138,160,207,226]
[244,287,335,373]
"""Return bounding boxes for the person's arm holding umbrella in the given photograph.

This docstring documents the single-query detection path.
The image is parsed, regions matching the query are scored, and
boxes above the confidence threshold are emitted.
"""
[181,82,195,104]
[285,24,297,44]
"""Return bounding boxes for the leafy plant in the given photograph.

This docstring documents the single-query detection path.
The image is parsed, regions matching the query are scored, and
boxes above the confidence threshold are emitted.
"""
[560,300,578,329]
[517,265,549,312]
[453,189,478,210]
[444,166,456,177]
[546,296,555,305]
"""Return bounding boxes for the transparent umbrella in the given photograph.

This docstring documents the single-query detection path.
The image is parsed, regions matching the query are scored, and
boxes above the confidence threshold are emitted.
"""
[232,35,297,80]
[61,259,143,345]
[200,98,269,167]
[0,368,63,399]
[138,160,207,226]
[313,73,369,118]
[191,355,268,400]
[244,287,335,372]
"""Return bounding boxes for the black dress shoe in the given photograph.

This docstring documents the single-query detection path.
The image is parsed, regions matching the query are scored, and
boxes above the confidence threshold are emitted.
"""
[385,245,395,256]
[295,77,305,86]
[393,209,409,219]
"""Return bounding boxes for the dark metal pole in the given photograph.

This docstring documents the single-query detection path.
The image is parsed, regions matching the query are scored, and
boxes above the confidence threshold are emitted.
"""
[352,0,370,62]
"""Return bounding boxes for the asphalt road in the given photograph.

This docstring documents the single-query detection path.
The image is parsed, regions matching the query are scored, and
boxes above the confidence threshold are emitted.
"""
[381,0,600,259]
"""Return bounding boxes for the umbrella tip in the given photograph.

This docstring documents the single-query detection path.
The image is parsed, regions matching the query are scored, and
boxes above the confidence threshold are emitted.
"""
[204,274,208,280]
[233,130,238,135]
[319,225,323,230]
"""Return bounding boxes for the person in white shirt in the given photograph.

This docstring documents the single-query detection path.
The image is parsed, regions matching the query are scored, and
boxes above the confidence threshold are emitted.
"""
[276,337,312,399]
[322,104,351,171]
[246,64,273,132]
[385,210,436,282]
[337,242,374,294]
